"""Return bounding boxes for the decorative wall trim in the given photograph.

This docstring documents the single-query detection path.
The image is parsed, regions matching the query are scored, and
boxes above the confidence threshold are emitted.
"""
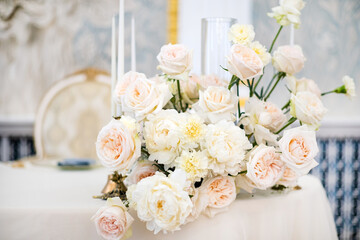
[167,0,178,43]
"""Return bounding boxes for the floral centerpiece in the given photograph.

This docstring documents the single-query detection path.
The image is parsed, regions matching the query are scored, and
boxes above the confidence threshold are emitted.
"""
[91,0,356,239]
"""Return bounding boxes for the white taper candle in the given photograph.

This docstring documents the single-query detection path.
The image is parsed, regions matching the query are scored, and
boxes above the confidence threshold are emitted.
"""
[111,16,117,118]
[117,0,124,81]
[290,24,294,46]
[131,16,136,72]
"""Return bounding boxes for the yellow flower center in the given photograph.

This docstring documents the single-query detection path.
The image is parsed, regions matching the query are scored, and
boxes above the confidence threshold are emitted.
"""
[184,120,202,140]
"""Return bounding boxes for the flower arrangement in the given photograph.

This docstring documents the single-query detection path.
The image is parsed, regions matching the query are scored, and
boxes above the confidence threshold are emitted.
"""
[92,0,356,239]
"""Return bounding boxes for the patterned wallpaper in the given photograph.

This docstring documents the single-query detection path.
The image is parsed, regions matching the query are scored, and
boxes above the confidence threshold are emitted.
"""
[253,0,360,119]
[0,0,167,118]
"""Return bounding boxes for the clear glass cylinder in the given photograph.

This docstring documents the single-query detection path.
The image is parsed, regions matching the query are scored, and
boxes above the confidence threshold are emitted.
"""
[201,17,237,80]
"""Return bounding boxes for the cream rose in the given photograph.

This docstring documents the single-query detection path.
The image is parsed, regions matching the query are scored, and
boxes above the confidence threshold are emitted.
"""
[227,44,264,80]
[290,91,327,128]
[92,198,134,240]
[157,43,193,77]
[181,75,200,104]
[201,176,237,217]
[122,76,172,120]
[278,126,319,175]
[193,86,238,123]
[144,109,181,165]
[272,45,306,75]
[286,76,321,97]
[277,167,299,187]
[124,160,157,186]
[228,24,255,45]
[96,117,141,173]
[113,71,146,104]
[129,170,193,234]
[199,74,228,89]
[203,120,252,176]
[246,144,285,190]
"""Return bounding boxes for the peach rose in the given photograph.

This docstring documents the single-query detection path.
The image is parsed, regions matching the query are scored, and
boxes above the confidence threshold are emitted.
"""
[227,44,264,80]
[193,86,238,123]
[122,77,172,120]
[278,126,319,175]
[96,117,141,173]
[124,160,157,186]
[157,43,193,77]
[246,144,285,190]
[277,167,299,187]
[201,176,237,217]
[113,71,146,104]
[272,45,306,75]
[92,198,134,240]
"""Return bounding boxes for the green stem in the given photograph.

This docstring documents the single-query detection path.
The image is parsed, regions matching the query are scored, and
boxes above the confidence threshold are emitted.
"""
[176,79,185,112]
[264,73,284,101]
[253,72,264,93]
[264,72,280,98]
[321,90,335,96]
[275,117,297,134]
[236,82,241,118]
[281,100,291,110]
[269,26,283,53]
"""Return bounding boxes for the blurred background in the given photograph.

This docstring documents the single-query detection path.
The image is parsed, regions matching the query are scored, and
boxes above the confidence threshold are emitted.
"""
[0,0,359,239]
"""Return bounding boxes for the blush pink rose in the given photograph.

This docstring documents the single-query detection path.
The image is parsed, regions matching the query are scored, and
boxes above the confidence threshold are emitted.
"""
[124,160,157,186]
[92,198,134,240]
[246,144,285,190]
[113,71,146,104]
[277,167,299,187]
[157,43,193,76]
[227,44,264,80]
[272,45,306,75]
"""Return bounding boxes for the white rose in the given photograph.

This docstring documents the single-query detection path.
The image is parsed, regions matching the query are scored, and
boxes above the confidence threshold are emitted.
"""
[175,150,209,182]
[203,120,252,176]
[268,0,305,28]
[272,45,306,75]
[246,144,285,190]
[228,24,255,45]
[185,187,209,223]
[92,198,134,240]
[277,167,299,187]
[181,75,200,104]
[200,176,237,218]
[144,110,181,165]
[129,170,193,234]
[193,86,238,124]
[124,160,157,186]
[248,41,271,66]
[113,71,146,104]
[198,74,228,89]
[157,43,193,78]
[122,76,172,120]
[278,126,319,175]
[286,76,321,97]
[290,91,327,128]
[227,44,264,80]
[96,117,141,174]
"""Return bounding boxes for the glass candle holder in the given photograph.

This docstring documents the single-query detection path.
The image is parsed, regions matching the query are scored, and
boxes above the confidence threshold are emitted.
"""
[201,17,237,81]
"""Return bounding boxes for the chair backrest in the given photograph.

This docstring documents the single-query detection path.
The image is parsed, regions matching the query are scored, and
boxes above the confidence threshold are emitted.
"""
[34,68,111,160]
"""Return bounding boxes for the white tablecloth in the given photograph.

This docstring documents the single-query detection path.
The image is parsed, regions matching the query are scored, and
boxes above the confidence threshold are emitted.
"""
[0,163,338,240]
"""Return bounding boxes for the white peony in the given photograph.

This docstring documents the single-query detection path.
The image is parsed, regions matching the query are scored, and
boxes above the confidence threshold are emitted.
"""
[144,110,182,165]
[268,0,306,28]
[228,24,255,45]
[278,126,319,175]
[290,91,327,129]
[129,170,193,234]
[122,76,172,121]
[248,41,271,66]
[174,150,209,182]
[203,120,252,176]
[246,144,285,190]
[193,86,238,124]
[96,117,141,174]
[179,112,206,150]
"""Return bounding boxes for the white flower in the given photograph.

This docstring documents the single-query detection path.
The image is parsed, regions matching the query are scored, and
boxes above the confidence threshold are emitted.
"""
[227,44,264,80]
[96,117,141,174]
[228,24,255,45]
[286,76,321,97]
[290,91,327,129]
[193,86,238,124]
[197,74,228,89]
[278,126,319,175]
[113,71,146,104]
[246,144,285,190]
[175,150,209,182]
[179,112,206,150]
[157,43,193,79]
[144,110,181,165]
[92,198,134,240]
[129,170,193,234]
[185,187,209,223]
[342,75,356,99]
[203,120,252,176]
[248,41,271,66]
[124,160,157,186]
[181,75,200,104]
[268,0,306,28]
[277,167,299,187]
[122,76,172,121]
[272,45,306,75]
